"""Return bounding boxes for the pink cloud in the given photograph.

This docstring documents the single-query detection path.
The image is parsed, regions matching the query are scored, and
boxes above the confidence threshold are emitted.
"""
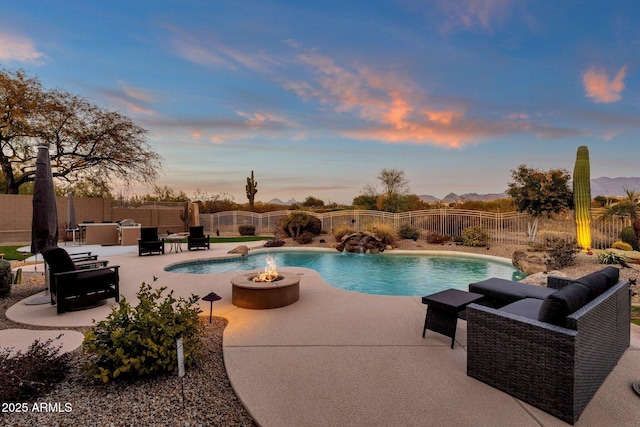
[583,66,627,103]
[0,31,45,63]
[285,51,479,147]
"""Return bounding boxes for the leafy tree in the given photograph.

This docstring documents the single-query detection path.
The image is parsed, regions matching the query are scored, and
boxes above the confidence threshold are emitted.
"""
[352,184,378,210]
[506,165,573,242]
[600,189,640,250]
[302,195,325,208]
[0,68,161,194]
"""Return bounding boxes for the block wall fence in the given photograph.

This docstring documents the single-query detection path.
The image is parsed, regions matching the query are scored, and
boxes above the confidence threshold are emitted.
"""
[0,194,183,244]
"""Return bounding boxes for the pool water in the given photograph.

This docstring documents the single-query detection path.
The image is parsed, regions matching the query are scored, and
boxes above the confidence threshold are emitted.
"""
[166,251,525,296]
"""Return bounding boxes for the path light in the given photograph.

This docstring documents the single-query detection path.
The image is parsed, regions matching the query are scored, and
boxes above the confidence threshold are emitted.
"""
[202,292,221,323]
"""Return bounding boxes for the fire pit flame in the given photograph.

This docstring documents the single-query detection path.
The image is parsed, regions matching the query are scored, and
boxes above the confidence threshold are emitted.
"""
[252,255,279,282]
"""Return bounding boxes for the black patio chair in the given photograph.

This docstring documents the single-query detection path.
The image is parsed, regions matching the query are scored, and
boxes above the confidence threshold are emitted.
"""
[138,227,165,256]
[187,226,210,251]
[41,246,120,314]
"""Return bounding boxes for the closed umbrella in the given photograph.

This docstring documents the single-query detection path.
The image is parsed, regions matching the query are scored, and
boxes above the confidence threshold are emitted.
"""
[67,191,78,243]
[31,144,58,254]
[27,144,58,305]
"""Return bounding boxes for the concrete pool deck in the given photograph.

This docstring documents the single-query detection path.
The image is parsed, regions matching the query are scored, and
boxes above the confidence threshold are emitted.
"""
[4,243,640,426]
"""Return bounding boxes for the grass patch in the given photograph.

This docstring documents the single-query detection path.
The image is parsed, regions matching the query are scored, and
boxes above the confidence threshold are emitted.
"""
[632,306,640,326]
[0,246,32,261]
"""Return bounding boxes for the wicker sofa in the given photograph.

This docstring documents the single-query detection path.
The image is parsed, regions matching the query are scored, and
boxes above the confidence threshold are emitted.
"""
[466,267,630,425]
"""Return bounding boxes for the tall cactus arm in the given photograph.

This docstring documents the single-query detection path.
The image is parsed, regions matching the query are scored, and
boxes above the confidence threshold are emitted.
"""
[573,146,592,250]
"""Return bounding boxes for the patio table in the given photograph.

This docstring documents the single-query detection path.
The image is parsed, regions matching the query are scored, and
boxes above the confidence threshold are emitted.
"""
[422,288,483,348]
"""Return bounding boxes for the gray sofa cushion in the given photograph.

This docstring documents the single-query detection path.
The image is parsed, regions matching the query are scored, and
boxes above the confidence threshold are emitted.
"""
[469,278,556,304]
[500,298,544,320]
[575,266,620,299]
[538,282,591,326]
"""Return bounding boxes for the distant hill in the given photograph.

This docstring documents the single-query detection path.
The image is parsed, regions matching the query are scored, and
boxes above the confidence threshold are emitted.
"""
[419,192,508,203]
[267,198,300,205]
[590,177,640,197]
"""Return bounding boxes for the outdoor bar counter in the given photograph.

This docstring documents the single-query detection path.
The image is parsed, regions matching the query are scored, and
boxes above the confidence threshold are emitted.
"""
[119,225,141,246]
[82,223,119,245]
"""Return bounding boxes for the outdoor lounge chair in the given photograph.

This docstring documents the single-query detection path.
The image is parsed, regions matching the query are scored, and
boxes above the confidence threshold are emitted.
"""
[138,227,165,256]
[41,246,120,314]
[187,226,210,251]
[466,267,630,424]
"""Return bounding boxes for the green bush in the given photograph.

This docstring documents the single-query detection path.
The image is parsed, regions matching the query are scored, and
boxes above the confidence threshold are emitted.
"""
[398,224,419,241]
[598,251,626,265]
[0,259,11,298]
[461,226,489,247]
[426,232,450,244]
[296,231,315,244]
[545,237,577,269]
[280,212,321,238]
[0,338,71,402]
[238,224,256,236]
[82,281,203,383]
[620,226,639,251]
[263,237,285,247]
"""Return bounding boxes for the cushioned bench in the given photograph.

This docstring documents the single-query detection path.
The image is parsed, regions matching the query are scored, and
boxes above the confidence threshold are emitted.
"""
[469,277,556,307]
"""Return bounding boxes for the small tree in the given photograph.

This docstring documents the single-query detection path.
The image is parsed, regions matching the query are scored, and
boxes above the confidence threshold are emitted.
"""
[506,165,573,243]
[302,196,325,209]
[601,189,640,250]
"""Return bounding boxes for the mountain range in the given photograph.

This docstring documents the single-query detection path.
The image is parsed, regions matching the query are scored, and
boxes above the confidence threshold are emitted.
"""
[266,177,640,206]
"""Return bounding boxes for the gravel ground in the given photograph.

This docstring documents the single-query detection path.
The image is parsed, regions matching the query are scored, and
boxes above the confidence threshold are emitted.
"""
[2,239,639,426]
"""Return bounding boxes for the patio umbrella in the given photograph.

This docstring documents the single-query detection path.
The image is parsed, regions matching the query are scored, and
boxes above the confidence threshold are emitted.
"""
[31,144,59,254]
[67,191,77,231]
[26,144,58,305]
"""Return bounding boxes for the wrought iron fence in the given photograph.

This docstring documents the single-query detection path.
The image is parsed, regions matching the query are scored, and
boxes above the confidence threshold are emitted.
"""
[199,209,632,249]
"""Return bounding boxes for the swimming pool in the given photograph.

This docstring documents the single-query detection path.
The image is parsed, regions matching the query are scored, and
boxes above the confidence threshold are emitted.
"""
[165,250,525,296]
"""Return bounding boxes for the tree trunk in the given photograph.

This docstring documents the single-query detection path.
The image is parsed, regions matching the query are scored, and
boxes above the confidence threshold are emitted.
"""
[527,217,539,243]
[1,158,18,194]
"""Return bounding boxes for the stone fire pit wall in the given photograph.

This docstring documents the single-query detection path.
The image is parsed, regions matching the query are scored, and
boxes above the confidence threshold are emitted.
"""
[231,272,300,309]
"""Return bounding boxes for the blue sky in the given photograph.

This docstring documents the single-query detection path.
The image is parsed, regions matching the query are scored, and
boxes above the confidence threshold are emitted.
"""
[2,1,639,204]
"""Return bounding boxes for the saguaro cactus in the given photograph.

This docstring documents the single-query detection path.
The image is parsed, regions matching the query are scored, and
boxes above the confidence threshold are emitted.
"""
[573,146,592,250]
[246,170,258,210]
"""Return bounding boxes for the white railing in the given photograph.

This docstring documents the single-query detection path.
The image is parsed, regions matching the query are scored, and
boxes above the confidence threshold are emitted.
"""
[200,209,633,249]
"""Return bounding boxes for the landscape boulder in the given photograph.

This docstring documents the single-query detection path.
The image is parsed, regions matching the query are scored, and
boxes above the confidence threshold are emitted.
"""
[512,250,546,275]
[336,232,387,254]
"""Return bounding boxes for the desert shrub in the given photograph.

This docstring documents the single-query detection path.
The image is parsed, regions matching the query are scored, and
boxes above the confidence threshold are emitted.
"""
[83,282,203,383]
[296,231,315,244]
[238,224,256,236]
[612,241,633,251]
[0,338,71,402]
[544,237,577,269]
[461,226,489,247]
[0,259,11,297]
[333,225,355,242]
[598,251,626,265]
[365,222,395,245]
[621,226,639,251]
[280,212,321,238]
[398,224,419,241]
[263,237,285,247]
[426,232,450,244]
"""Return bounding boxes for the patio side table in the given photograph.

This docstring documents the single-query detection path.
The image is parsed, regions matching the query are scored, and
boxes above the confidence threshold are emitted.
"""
[422,289,483,349]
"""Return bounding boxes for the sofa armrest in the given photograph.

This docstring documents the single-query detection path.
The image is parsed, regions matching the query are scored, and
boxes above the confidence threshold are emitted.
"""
[547,275,575,290]
[52,265,120,277]
[467,303,579,423]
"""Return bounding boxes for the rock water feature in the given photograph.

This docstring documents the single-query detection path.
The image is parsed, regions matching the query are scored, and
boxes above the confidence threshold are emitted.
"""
[335,231,389,254]
[231,255,300,309]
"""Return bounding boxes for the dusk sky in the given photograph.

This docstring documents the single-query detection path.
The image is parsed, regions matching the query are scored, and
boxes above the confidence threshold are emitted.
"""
[2,1,640,204]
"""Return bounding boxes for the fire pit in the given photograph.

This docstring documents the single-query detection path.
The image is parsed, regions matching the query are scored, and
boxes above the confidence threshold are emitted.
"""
[231,255,300,309]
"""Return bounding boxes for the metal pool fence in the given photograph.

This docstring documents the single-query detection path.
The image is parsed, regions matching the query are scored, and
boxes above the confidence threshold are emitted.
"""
[200,209,633,249]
